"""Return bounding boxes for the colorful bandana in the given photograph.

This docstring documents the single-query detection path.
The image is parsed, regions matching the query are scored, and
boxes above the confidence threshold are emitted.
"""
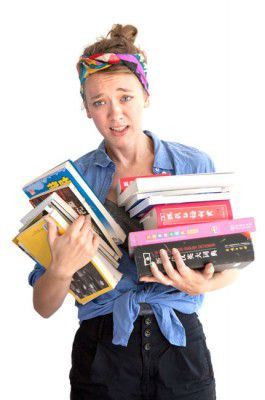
[77,53,149,98]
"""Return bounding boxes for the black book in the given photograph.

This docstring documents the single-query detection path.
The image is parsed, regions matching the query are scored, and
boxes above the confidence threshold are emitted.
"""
[133,233,254,277]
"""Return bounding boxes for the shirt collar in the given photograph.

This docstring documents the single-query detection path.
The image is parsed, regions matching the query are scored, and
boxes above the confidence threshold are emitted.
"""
[94,130,174,170]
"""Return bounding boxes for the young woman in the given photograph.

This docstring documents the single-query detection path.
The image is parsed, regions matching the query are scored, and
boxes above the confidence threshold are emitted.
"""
[29,24,239,400]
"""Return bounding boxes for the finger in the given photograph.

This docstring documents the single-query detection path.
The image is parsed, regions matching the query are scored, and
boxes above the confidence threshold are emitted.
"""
[148,261,173,286]
[80,214,92,234]
[202,263,215,280]
[67,215,86,235]
[92,233,100,250]
[44,215,59,247]
[172,248,191,278]
[159,249,181,281]
[139,276,159,283]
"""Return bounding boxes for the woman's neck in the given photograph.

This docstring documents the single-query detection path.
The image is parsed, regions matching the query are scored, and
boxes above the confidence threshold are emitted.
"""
[105,131,154,168]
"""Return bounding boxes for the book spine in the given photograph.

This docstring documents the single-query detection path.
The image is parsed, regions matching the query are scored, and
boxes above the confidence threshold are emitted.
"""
[134,233,255,276]
[128,217,255,254]
[142,200,233,229]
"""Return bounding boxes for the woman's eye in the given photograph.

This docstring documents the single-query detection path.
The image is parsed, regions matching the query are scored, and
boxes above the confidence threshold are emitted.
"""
[121,95,133,102]
[93,100,105,107]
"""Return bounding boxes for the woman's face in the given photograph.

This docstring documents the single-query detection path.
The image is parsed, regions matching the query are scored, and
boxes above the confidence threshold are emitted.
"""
[83,72,149,146]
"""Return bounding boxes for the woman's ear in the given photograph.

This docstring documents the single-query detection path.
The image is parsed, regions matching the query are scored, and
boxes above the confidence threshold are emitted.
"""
[144,96,150,108]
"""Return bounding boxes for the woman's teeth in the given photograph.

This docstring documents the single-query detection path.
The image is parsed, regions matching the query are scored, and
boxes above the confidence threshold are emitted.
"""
[110,126,128,131]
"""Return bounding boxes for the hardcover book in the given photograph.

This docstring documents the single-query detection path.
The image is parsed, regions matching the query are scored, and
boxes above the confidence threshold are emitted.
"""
[140,200,233,230]
[128,192,232,219]
[128,217,256,256]
[133,233,255,277]
[117,172,171,194]
[118,171,234,206]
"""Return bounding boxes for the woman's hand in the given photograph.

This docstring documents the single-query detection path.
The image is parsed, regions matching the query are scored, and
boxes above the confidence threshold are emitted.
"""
[45,214,100,281]
[139,248,216,295]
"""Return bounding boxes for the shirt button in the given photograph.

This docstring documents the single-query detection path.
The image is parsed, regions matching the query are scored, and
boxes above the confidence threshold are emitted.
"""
[144,343,151,351]
[144,329,151,338]
[144,317,152,326]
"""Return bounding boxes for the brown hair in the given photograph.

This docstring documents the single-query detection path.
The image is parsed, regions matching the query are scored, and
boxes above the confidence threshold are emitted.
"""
[81,23,148,74]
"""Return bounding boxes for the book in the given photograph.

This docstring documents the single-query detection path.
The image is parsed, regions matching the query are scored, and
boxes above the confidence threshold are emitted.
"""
[20,192,120,266]
[128,217,256,256]
[128,192,232,218]
[13,201,122,304]
[29,182,122,259]
[117,172,171,194]
[23,160,126,245]
[118,172,234,206]
[140,200,233,230]
[123,187,231,210]
[133,232,255,276]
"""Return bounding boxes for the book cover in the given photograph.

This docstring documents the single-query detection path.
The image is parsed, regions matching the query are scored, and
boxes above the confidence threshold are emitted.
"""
[117,172,171,194]
[128,192,232,219]
[133,232,255,276]
[140,200,233,230]
[118,171,234,206]
[29,183,122,259]
[128,217,256,256]
[23,160,126,244]
[13,208,122,304]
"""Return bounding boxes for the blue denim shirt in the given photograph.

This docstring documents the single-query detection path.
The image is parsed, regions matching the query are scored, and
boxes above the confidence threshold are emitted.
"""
[28,130,215,347]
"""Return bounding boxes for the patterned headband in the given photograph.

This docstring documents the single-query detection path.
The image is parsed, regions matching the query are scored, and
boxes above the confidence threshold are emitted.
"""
[77,53,149,98]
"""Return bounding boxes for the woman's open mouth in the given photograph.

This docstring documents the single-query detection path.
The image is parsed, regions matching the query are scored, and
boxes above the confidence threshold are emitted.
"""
[110,125,129,136]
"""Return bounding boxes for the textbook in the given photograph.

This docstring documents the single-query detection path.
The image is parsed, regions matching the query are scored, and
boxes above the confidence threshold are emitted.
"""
[128,217,256,256]
[118,172,234,206]
[128,192,232,218]
[133,233,255,276]
[23,159,126,245]
[29,182,122,259]
[13,197,122,304]
[139,200,233,230]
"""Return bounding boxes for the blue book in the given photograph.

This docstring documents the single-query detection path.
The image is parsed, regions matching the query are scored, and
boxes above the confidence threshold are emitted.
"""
[23,160,126,244]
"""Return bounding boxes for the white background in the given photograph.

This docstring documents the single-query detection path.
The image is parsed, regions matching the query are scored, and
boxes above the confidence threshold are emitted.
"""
[1,1,264,399]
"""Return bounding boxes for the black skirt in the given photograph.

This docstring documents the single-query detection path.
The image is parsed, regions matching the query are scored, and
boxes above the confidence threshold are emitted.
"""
[69,309,216,400]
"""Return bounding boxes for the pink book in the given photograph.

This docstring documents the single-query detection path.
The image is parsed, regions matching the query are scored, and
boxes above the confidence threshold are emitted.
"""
[128,217,256,256]
[140,200,233,230]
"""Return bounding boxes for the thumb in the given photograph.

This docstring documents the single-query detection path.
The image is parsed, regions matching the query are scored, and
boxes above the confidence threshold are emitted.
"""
[203,263,215,280]
[44,215,59,248]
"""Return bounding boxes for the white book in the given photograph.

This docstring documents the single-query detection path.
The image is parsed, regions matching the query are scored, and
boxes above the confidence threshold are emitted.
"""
[129,192,232,218]
[124,186,230,211]
[118,172,234,206]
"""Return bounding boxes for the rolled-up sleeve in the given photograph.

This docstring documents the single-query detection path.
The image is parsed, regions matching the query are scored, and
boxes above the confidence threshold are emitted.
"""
[28,263,46,287]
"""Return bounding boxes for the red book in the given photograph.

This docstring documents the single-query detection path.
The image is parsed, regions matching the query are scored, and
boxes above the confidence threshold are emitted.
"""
[117,172,171,194]
[140,200,233,230]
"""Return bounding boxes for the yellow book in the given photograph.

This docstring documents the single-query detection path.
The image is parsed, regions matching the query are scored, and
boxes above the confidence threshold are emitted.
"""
[13,206,122,304]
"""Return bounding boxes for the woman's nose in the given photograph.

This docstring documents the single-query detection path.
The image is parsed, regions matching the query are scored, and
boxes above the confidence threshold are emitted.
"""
[108,101,123,119]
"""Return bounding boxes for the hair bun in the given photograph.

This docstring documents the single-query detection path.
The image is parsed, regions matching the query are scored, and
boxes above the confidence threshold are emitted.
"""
[108,24,138,44]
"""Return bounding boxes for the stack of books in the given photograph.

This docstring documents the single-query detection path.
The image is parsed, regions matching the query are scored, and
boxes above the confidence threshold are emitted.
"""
[116,173,256,278]
[13,160,126,305]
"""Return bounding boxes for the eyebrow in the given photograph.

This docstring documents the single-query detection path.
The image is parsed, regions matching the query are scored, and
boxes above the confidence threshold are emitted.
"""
[90,88,133,100]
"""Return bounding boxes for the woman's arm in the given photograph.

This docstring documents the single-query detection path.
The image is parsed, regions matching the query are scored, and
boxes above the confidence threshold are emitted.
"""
[139,248,240,295]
